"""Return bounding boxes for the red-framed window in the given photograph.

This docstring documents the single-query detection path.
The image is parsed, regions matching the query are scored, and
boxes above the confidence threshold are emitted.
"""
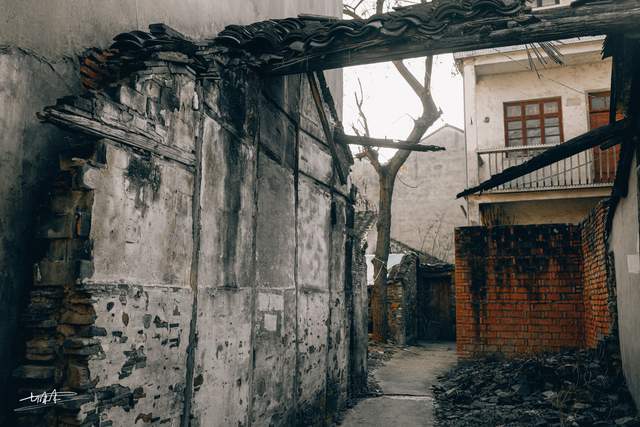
[503,97,564,147]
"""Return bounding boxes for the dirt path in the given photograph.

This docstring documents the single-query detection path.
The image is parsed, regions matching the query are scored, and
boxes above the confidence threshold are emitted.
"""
[341,342,457,427]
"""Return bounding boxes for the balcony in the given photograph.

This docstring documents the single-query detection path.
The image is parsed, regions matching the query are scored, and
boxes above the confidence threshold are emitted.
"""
[477,143,618,193]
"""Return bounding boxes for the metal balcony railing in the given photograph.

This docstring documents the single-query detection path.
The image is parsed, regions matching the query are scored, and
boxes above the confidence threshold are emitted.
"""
[477,143,618,193]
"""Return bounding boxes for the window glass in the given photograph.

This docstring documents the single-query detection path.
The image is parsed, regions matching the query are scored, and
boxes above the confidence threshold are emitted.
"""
[546,135,561,144]
[507,121,522,130]
[527,128,541,138]
[508,130,523,139]
[590,95,609,111]
[525,104,540,116]
[504,98,563,146]
[506,105,521,117]
[526,119,541,129]
[509,136,524,146]
[545,126,560,137]
[543,101,559,114]
[544,117,559,127]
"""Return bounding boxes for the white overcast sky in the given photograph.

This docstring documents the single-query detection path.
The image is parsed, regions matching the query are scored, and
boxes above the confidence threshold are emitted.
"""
[343,54,464,159]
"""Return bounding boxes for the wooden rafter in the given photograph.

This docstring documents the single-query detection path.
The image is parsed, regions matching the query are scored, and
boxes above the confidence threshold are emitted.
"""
[336,133,445,152]
[306,72,349,184]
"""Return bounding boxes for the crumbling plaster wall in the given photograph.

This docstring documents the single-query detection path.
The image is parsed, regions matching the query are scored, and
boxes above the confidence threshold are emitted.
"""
[12,50,364,426]
[0,1,342,421]
[610,154,640,407]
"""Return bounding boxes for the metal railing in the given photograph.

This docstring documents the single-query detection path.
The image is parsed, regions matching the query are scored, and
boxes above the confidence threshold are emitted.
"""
[477,143,617,193]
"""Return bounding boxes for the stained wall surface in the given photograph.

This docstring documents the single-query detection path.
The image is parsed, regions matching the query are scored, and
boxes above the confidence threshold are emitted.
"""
[610,155,640,407]
[455,203,616,359]
[11,49,365,427]
[0,1,342,421]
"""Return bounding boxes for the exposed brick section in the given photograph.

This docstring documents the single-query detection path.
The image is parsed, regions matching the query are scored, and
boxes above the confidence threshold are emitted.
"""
[455,225,584,358]
[14,147,99,426]
[455,202,616,359]
[581,201,613,349]
[386,254,418,345]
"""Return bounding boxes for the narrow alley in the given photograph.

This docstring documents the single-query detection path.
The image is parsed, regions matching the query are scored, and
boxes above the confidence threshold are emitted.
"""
[342,342,457,426]
[3,0,640,426]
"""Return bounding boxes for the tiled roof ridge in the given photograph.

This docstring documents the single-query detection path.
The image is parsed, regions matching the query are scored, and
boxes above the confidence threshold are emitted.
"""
[389,238,451,267]
[80,0,528,89]
[215,0,528,57]
[80,23,215,90]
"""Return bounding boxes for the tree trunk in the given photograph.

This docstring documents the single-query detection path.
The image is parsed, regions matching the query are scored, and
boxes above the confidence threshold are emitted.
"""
[370,168,395,342]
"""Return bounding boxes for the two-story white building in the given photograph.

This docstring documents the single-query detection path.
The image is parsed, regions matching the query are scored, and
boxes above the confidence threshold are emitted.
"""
[454,0,617,225]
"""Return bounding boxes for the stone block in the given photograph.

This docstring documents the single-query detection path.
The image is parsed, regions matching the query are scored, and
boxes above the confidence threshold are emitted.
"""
[118,85,147,116]
[67,363,92,390]
[37,213,74,239]
[297,177,331,290]
[14,365,57,381]
[34,260,74,285]
[256,154,295,288]
[258,95,296,169]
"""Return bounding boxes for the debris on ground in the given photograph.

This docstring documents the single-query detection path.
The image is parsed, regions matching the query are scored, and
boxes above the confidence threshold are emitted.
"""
[366,339,397,396]
[433,344,639,426]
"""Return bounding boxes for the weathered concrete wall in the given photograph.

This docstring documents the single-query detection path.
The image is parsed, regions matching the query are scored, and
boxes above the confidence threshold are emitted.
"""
[351,125,468,263]
[11,43,366,426]
[481,197,607,226]
[610,154,640,407]
[0,49,79,417]
[0,1,342,422]
[0,1,341,57]
[349,226,369,397]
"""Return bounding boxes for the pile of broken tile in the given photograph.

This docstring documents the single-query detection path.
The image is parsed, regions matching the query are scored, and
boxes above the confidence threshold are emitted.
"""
[433,345,639,426]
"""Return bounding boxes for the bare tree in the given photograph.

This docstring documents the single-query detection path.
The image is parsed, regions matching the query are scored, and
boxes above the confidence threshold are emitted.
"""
[345,0,442,342]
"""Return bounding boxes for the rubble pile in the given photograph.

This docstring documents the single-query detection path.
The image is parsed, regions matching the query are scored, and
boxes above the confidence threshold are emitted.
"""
[434,346,639,426]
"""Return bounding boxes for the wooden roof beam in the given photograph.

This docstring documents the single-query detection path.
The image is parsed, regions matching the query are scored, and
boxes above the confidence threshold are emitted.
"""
[265,0,640,75]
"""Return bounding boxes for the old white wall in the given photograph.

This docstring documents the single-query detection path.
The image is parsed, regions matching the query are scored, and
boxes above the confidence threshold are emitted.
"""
[352,126,468,263]
[610,155,640,408]
[472,60,611,152]
[0,1,340,57]
[0,1,342,422]
[488,197,606,225]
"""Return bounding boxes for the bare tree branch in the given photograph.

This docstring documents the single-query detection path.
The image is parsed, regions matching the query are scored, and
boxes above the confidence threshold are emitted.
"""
[423,55,433,93]
[342,0,443,343]
[387,56,442,174]
[353,78,381,171]
[392,60,425,101]
[343,8,362,19]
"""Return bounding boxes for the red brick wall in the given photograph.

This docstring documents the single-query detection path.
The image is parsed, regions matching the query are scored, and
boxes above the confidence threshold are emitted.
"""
[456,225,585,358]
[581,201,613,348]
[455,202,614,359]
